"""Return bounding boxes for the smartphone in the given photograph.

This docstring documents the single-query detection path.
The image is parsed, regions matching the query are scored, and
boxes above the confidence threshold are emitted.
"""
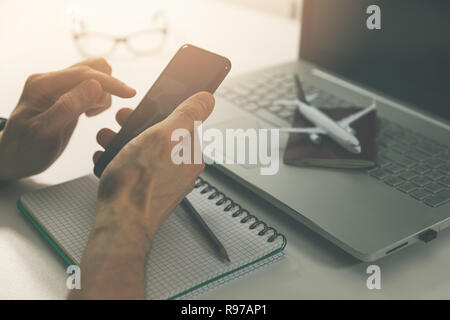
[93,44,231,178]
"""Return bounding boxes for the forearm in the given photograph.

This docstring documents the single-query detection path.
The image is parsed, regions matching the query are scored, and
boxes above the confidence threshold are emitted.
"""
[68,204,151,300]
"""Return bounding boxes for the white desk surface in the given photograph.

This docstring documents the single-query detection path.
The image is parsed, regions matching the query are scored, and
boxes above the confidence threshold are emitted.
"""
[0,0,448,299]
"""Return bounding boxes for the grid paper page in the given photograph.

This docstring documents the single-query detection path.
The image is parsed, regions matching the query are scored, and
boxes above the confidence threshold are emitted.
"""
[21,174,284,299]
[181,252,285,299]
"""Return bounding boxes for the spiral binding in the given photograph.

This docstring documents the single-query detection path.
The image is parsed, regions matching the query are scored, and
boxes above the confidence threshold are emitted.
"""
[194,177,287,249]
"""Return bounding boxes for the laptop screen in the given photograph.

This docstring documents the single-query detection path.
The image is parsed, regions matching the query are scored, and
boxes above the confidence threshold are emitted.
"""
[300,0,450,121]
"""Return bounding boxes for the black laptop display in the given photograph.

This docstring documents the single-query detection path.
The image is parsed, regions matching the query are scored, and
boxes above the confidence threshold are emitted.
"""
[301,0,450,121]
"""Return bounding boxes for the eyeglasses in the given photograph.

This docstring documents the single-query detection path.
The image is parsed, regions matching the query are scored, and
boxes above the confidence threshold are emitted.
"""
[70,11,168,57]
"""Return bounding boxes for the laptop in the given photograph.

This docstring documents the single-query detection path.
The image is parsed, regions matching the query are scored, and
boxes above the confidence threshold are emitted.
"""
[204,0,450,261]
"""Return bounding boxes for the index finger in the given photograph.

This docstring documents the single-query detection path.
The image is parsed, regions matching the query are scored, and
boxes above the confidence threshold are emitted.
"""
[71,58,112,75]
[40,66,136,98]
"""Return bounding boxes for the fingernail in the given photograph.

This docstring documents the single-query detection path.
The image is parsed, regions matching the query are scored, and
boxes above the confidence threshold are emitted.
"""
[194,92,215,113]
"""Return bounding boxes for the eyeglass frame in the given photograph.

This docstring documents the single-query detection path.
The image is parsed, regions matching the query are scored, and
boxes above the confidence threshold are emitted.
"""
[71,11,169,57]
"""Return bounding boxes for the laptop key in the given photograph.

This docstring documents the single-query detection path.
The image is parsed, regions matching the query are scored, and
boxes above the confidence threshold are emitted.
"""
[247,94,262,102]
[232,97,248,106]
[425,183,445,193]
[412,164,432,174]
[437,163,450,172]
[284,103,298,111]
[416,143,445,155]
[427,170,445,180]
[253,86,270,95]
[265,92,279,101]
[392,143,409,154]
[410,188,432,200]
[383,175,404,187]
[406,150,429,161]
[411,176,433,187]
[286,115,294,123]
[397,182,418,194]
[385,163,404,174]
[378,137,396,147]
[437,176,450,187]
[399,170,418,180]
[425,158,445,168]
[383,151,416,167]
[436,153,449,162]
[278,109,294,118]
[232,86,252,96]
[368,167,391,179]
[397,135,417,145]
[257,99,272,109]
[243,103,259,112]
[283,92,297,100]
[375,156,391,167]
[424,189,450,207]
[267,104,283,113]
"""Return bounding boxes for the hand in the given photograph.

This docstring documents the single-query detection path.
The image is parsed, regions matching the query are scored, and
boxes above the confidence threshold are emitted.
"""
[70,92,215,299]
[0,58,136,181]
[93,91,215,247]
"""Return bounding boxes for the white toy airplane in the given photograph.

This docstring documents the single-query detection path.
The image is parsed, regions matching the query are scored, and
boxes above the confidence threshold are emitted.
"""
[276,75,377,154]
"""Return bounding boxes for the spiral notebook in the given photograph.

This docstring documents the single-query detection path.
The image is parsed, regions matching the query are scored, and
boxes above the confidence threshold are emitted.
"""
[17,174,286,299]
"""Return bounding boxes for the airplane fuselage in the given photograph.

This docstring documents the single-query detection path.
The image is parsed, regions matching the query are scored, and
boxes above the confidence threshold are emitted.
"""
[298,102,362,154]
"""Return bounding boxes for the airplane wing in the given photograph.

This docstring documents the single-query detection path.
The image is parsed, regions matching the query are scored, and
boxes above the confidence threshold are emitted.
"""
[279,127,326,134]
[338,102,377,127]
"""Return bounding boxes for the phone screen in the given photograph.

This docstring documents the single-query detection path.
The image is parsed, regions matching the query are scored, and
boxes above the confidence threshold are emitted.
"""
[94,44,231,177]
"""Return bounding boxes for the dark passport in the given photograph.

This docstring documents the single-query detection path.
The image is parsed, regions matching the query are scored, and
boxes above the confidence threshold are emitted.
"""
[283,107,377,168]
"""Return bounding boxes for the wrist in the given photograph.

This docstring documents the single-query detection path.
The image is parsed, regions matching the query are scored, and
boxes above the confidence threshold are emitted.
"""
[96,166,160,245]
[93,201,153,256]
[76,204,150,299]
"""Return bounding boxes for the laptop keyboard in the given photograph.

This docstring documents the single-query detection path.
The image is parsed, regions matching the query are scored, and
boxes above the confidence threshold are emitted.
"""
[216,71,450,208]
[217,71,353,126]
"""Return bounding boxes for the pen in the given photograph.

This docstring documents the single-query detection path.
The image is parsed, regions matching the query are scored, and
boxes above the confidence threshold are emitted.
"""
[182,198,231,262]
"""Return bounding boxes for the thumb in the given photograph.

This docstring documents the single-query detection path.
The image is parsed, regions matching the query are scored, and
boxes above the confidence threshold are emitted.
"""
[163,91,215,134]
[42,79,103,127]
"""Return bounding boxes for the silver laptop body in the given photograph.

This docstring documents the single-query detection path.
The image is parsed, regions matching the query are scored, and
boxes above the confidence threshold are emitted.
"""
[205,0,450,261]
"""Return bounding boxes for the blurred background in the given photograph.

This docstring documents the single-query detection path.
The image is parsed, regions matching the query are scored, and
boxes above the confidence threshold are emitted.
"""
[223,0,302,19]
[0,0,300,182]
